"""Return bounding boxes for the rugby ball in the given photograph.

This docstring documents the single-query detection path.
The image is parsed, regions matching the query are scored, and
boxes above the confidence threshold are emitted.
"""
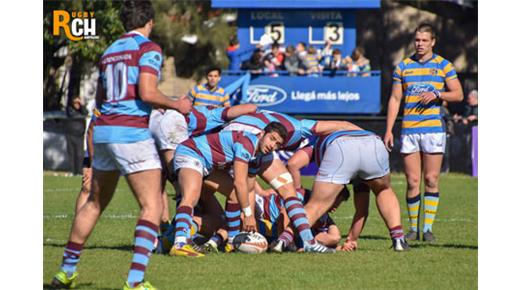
[232,232,268,254]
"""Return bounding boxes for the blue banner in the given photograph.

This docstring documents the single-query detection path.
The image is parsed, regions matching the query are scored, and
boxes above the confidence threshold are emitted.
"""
[220,74,381,114]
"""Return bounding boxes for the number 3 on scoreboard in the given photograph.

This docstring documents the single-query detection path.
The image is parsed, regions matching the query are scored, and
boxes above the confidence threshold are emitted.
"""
[325,22,343,45]
[265,22,284,44]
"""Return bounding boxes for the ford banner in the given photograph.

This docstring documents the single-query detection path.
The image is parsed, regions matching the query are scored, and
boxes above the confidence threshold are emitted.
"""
[220,74,381,114]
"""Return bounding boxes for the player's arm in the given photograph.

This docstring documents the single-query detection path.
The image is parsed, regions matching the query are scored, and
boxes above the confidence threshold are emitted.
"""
[316,224,341,248]
[312,120,363,135]
[384,83,403,151]
[233,160,257,232]
[139,73,192,114]
[342,190,370,251]
[440,78,464,102]
[286,147,312,189]
[225,104,258,120]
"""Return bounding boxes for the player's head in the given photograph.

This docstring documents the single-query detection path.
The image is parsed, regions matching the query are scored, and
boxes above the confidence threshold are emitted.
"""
[351,46,365,61]
[205,66,221,88]
[271,42,280,53]
[259,122,288,154]
[296,42,306,52]
[120,0,155,33]
[414,23,436,56]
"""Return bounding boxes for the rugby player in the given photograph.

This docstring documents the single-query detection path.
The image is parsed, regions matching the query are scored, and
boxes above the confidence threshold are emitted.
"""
[384,23,463,242]
[51,1,192,289]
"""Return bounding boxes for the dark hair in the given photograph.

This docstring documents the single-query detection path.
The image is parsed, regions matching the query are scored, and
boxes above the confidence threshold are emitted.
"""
[286,45,295,53]
[206,66,221,76]
[271,42,280,50]
[120,0,155,32]
[297,42,307,49]
[415,22,436,40]
[332,48,341,55]
[229,35,239,46]
[264,122,288,143]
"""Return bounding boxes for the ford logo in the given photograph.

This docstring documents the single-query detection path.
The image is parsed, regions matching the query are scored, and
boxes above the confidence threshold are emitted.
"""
[245,85,287,107]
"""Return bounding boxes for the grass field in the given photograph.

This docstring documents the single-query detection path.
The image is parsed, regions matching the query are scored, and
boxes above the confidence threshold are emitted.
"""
[43,172,477,289]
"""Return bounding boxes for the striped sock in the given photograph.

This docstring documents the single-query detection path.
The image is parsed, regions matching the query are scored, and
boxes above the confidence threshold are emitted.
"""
[278,229,294,245]
[60,241,83,276]
[284,196,315,244]
[406,195,421,232]
[225,201,241,241]
[423,192,440,233]
[127,220,159,287]
[389,225,404,240]
[174,206,193,245]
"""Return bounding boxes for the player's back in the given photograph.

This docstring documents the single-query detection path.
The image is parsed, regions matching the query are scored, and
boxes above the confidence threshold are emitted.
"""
[230,111,316,150]
[94,32,162,144]
[187,105,231,137]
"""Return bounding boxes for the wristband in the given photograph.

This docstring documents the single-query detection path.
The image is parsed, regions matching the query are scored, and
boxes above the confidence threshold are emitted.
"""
[242,206,252,217]
[433,90,441,99]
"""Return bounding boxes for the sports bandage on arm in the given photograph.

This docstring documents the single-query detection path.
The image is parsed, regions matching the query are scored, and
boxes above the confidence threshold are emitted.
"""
[269,172,294,190]
[242,206,252,217]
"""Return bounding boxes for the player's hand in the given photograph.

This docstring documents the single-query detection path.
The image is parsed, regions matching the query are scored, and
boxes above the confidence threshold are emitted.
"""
[419,91,437,105]
[341,240,358,252]
[174,96,193,115]
[383,131,394,152]
[243,215,257,233]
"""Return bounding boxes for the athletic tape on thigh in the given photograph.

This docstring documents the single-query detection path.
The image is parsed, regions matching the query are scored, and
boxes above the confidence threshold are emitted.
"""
[269,172,293,190]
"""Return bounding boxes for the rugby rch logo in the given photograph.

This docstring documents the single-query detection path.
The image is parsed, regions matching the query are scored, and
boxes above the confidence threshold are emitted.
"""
[53,10,99,41]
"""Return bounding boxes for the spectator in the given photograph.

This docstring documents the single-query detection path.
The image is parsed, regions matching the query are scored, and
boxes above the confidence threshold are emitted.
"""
[319,40,334,69]
[454,89,478,126]
[304,45,321,76]
[65,95,88,175]
[323,48,345,75]
[283,45,305,76]
[345,46,371,77]
[241,48,265,74]
[189,66,230,107]
[264,42,285,70]
[226,35,258,71]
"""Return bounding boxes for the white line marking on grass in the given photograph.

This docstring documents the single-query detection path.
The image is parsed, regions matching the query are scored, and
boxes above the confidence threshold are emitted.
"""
[44,214,138,219]
[332,216,474,223]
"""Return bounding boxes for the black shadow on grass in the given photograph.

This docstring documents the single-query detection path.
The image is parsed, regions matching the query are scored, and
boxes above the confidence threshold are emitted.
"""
[44,241,133,252]
[43,282,113,290]
[340,234,388,240]
[409,243,478,250]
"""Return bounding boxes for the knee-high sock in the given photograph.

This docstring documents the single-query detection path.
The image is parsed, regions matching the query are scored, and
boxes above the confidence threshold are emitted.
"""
[225,201,241,241]
[406,195,421,232]
[284,196,315,244]
[174,206,193,245]
[127,219,158,287]
[423,192,440,233]
[60,241,84,276]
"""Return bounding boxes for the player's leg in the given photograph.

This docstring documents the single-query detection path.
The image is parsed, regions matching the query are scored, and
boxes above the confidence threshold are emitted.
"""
[259,156,327,251]
[170,167,204,257]
[421,152,443,242]
[315,224,341,248]
[74,165,92,215]
[402,151,422,240]
[53,167,120,288]
[203,170,244,244]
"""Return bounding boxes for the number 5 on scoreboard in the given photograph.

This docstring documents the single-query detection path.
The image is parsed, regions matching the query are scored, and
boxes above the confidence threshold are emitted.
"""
[265,22,284,44]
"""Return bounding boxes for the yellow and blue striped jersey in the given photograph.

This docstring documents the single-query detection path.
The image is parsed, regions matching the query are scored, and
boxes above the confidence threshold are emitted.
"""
[393,53,457,135]
[189,84,230,107]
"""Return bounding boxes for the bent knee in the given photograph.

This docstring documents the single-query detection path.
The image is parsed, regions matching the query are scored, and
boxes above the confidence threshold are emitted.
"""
[424,173,440,189]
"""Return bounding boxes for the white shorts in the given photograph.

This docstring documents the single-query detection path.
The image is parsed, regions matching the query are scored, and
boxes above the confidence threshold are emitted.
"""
[222,123,262,135]
[173,154,209,177]
[315,135,390,184]
[149,110,189,151]
[400,133,446,154]
[92,138,162,175]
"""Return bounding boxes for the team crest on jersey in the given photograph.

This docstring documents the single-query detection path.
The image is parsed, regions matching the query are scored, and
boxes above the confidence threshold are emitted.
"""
[430,68,438,75]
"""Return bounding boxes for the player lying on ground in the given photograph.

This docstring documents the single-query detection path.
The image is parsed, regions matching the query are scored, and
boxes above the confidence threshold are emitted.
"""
[287,129,410,251]
[170,122,287,257]
[218,110,363,253]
